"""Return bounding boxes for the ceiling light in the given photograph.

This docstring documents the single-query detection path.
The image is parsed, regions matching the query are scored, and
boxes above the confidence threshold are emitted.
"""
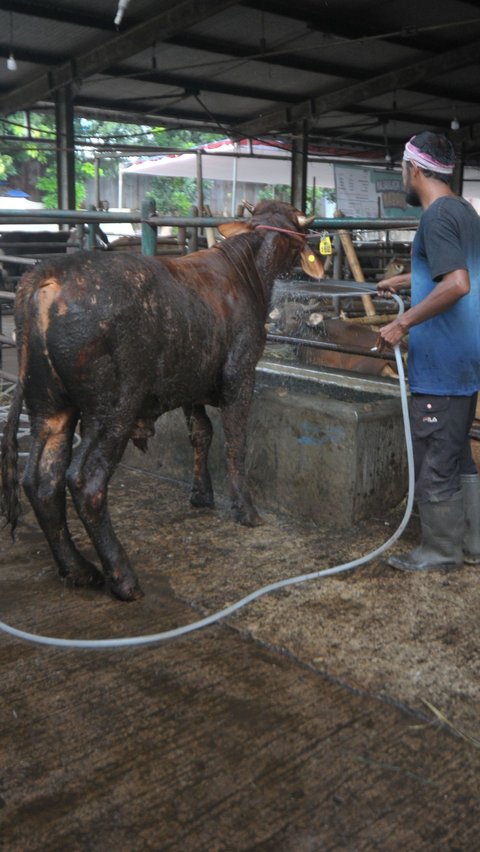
[114,0,131,27]
[7,12,16,71]
[450,116,460,131]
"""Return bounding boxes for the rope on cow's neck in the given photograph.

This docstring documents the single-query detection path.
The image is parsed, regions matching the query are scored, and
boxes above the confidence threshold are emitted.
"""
[253,224,307,245]
[0,293,414,650]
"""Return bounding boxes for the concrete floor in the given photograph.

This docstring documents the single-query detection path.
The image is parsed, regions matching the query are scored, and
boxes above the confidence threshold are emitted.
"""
[1,308,480,849]
[1,464,479,851]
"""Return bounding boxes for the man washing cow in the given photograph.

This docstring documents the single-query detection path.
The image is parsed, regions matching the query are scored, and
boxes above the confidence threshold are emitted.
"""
[378,131,480,572]
[1,201,322,601]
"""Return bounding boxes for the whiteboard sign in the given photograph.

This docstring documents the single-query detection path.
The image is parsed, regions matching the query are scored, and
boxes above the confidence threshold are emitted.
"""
[334,165,378,217]
[334,165,418,219]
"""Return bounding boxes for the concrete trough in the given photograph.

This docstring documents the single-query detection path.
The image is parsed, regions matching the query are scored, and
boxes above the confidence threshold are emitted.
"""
[123,360,408,529]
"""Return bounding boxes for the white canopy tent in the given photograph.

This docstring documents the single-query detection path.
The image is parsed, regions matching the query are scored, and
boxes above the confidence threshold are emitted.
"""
[120,139,336,212]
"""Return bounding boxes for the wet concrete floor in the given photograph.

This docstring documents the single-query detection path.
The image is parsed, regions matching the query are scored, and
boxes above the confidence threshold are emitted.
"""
[1,464,479,850]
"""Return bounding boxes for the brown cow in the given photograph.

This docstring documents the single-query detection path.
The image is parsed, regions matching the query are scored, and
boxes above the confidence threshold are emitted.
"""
[299,317,398,377]
[1,201,321,601]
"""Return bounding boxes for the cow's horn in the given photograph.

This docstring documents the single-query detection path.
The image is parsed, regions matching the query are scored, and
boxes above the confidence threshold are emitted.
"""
[297,214,315,228]
[242,199,255,214]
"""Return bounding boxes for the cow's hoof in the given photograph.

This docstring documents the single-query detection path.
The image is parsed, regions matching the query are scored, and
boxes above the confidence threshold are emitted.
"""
[233,507,264,527]
[108,575,144,602]
[63,559,105,589]
[190,489,214,509]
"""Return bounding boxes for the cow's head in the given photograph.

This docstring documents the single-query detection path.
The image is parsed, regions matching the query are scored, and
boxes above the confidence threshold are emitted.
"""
[217,200,324,279]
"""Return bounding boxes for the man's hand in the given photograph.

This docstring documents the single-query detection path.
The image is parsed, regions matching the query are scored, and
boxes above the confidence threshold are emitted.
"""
[377,272,411,297]
[377,316,409,351]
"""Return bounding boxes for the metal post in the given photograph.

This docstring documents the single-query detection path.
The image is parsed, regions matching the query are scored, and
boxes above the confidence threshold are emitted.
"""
[141,198,157,256]
[55,84,76,211]
[118,167,124,209]
[451,141,464,196]
[94,156,101,208]
[231,143,238,215]
[189,206,199,252]
[86,204,97,250]
[291,120,308,211]
[196,151,204,213]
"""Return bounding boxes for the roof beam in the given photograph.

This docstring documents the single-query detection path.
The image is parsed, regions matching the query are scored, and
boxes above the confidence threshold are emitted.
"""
[236,37,480,136]
[104,66,301,104]
[74,96,231,130]
[241,0,474,54]
[0,1,115,30]
[168,32,480,111]
[168,32,367,80]
[0,0,238,116]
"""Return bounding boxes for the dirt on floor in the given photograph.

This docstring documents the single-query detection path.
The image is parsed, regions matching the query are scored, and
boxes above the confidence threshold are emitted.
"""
[0,462,479,850]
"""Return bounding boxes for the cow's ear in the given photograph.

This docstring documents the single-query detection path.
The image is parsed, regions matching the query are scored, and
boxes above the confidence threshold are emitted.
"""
[217,221,251,238]
[300,247,325,279]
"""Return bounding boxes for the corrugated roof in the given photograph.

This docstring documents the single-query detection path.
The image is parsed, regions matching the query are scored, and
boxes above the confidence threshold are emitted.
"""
[1,0,480,164]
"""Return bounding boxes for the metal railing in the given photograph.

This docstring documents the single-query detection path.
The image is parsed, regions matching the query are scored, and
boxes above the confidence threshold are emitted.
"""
[0,204,419,386]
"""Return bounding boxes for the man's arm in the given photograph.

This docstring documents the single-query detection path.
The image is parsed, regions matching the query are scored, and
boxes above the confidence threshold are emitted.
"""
[378,268,470,348]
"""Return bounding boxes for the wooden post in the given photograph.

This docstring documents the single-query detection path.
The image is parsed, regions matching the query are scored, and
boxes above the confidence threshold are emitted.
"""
[335,211,376,316]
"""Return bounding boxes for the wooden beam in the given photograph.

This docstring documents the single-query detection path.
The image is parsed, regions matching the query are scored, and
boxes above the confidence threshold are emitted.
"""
[237,37,480,136]
[0,0,238,116]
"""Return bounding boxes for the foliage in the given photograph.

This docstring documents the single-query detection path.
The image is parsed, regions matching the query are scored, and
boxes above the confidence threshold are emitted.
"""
[146,177,197,216]
[0,112,219,208]
[0,111,336,213]
[256,184,291,203]
[257,183,336,214]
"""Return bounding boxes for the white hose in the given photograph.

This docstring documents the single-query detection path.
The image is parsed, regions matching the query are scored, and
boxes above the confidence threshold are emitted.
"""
[0,294,413,649]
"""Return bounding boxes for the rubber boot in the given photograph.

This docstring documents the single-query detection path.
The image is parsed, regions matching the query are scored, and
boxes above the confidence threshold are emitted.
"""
[388,490,464,572]
[461,473,480,564]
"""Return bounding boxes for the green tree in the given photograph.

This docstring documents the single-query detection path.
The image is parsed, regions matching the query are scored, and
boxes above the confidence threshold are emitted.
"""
[0,112,218,208]
[258,183,336,212]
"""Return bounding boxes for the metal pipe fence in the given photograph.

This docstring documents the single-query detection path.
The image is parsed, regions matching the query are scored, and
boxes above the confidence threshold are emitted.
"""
[0,205,418,385]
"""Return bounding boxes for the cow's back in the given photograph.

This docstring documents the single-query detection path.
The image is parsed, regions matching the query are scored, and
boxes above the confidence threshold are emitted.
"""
[16,250,265,415]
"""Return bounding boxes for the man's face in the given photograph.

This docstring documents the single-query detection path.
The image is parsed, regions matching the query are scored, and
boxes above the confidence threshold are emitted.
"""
[402,160,421,207]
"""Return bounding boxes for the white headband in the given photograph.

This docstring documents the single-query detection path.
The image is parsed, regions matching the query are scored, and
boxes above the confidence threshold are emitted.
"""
[403,138,455,175]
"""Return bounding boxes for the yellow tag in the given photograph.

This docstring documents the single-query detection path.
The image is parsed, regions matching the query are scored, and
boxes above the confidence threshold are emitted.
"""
[308,254,315,263]
[319,235,332,255]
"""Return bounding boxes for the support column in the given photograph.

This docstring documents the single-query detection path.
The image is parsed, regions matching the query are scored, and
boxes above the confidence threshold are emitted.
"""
[55,84,76,210]
[141,198,157,256]
[451,140,464,197]
[290,120,308,212]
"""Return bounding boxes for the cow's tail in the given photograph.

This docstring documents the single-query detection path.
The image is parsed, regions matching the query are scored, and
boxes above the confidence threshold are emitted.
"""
[0,382,24,535]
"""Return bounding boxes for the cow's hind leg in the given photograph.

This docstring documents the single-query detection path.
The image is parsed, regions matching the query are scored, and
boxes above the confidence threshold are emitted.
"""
[66,418,142,601]
[22,410,104,589]
[183,404,214,509]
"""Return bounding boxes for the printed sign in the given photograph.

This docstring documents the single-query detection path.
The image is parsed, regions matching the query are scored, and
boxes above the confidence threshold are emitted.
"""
[334,165,421,219]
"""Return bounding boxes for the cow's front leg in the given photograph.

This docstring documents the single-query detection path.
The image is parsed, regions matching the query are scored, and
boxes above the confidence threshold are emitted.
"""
[220,399,263,527]
[183,404,214,509]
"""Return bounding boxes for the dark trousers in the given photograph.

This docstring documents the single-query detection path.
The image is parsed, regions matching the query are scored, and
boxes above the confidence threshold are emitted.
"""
[410,393,478,503]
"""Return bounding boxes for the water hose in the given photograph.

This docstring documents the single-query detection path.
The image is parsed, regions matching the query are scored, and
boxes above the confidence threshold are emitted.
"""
[0,292,414,649]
